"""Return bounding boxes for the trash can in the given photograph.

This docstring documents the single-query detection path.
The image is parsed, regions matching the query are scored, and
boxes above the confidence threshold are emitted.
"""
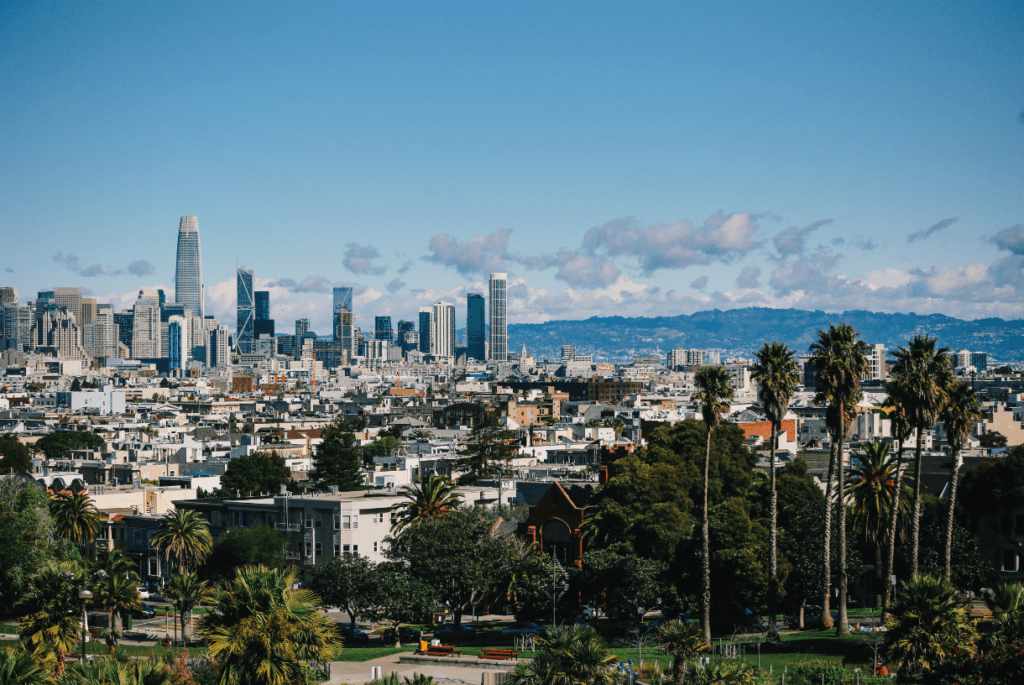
[126,615,132,630]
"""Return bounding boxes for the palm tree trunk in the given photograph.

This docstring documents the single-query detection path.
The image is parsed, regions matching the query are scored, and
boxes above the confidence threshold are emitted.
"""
[911,432,923,578]
[836,411,850,637]
[181,609,192,641]
[873,543,883,610]
[883,437,904,614]
[821,440,836,629]
[769,420,778,622]
[701,425,712,649]
[944,445,961,582]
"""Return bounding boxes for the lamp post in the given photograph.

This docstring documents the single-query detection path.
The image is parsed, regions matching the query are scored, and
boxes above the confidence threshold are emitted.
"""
[78,586,92,662]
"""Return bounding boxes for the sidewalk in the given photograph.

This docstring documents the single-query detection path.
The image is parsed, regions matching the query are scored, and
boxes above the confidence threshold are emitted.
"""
[326,652,516,685]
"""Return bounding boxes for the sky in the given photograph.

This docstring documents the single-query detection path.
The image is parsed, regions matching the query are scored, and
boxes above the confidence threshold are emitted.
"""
[1,1,1022,335]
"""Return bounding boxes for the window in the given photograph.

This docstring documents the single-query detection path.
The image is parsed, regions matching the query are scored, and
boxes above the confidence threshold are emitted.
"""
[149,558,158,576]
[343,544,350,554]
[305,543,312,557]
[334,544,341,556]
[352,515,359,529]
[373,542,378,553]
[353,545,358,553]
[315,542,322,557]
[373,512,384,524]
[212,512,221,527]
[315,516,322,528]
[305,514,312,528]
[333,515,340,530]
[343,516,351,530]
[1004,550,1019,572]
[233,511,240,527]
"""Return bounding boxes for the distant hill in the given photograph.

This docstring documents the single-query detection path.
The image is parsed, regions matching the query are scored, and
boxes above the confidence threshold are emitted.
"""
[506,308,1024,364]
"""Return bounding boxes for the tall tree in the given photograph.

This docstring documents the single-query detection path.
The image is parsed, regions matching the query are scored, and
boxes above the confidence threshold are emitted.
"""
[750,341,800,617]
[19,563,87,676]
[202,522,287,581]
[309,553,378,630]
[219,451,291,497]
[150,509,213,574]
[890,335,952,578]
[91,549,139,634]
[165,571,212,641]
[810,323,867,636]
[692,365,733,648]
[50,492,100,552]
[389,473,462,533]
[882,378,914,612]
[938,380,980,582]
[92,572,140,636]
[0,434,32,474]
[34,431,104,461]
[457,411,516,507]
[313,418,365,490]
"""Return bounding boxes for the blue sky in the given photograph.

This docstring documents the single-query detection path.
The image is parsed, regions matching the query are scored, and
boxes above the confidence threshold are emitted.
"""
[2,1,1021,334]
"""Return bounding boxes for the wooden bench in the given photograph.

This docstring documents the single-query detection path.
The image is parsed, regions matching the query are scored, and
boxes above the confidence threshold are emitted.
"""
[422,645,462,657]
[479,648,518,661]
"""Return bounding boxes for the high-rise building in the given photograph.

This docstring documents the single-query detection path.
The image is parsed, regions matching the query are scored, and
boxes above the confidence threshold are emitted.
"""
[37,305,87,359]
[489,273,507,361]
[255,291,270,321]
[84,304,118,360]
[332,287,354,354]
[168,316,188,373]
[175,216,204,320]
[206,323,230,368]
[295,318,309,338]
[1,304,32,352]
[418,307,432,354]
[467,293,485,361]
[862,343,887,381]
[236,267,254,353]
[113,312,134,353]
[431,301,456,359]
[374,316,393,343]
[0,287,16,306]
[132,291,161,359]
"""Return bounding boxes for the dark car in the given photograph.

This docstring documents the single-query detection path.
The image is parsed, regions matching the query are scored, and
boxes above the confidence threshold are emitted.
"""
[130,604,156,619]
[338,626,371,645]
[434,623,477,642]
[381,626,419,644]
[501,622,546,637]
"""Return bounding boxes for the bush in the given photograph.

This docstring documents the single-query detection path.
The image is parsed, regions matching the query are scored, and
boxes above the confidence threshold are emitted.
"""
[792,660,848,685]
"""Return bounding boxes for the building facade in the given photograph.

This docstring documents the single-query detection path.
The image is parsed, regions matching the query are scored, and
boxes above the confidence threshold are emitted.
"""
[236,267,254,354]
[174,216,204,320]
[467,293,485,361]
[332,287,353,355]
[488,273,507,361]
[431,301,455,359]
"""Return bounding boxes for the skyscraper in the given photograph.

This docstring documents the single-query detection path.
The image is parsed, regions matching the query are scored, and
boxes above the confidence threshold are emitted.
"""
[418,307,432,354]
[489,273,507,361]
[467,293,485,361]
[132,290,161,358]
[255,291,270,321]
[431,301,456,359]
[236,267,254,353]
[175,216,204,320]
[333,287,353,354]
[374,316,393,343]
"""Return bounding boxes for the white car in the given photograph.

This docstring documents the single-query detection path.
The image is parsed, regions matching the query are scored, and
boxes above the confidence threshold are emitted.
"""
[137,586,150,600]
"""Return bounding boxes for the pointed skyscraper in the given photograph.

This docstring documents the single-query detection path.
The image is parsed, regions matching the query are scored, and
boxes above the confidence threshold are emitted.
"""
[175,216,204,319]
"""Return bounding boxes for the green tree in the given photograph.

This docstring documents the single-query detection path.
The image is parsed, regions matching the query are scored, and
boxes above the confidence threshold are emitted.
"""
[34,431,104,461]
[890,335,952,578]
[0,645,56,685]
[456,411,515,503]
[977,431,1008,448]
[61,656,172,685]
[150,509,213,574]
[362,435,403,463]
[198,564,341,685]
[313,418,365,490]
[309,553,378,630]
[70,378,82,392]
[19,562,87,676]
[810,323,867,635]
[219,451,291,497]
[882,377,914,613]
[939,380,981,582]
[389,473,462,533]
[896,496,989,592]
[658,619,708,685]
[202,522,287,580]
[91,549,140,634]
[692,365,734,647]
[509,625,616,685]
[750,341,801,616]
[368,561,437,625]
[165,571,213,641]
[0,434,32,474]
[573,545,665,621]
[961,446,1024,566]
[50,491,100,550]
[885,574,977,680]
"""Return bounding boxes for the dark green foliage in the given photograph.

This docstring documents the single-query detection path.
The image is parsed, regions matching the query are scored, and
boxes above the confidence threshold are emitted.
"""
[456,410,515,487]
[961,446,1024,517]
[977,431,1008,448]
[571,544,665,620]
[313,418,365,490]
[0,434,32,474]
[309,553,378,628]
[362,435,402,465]
[201,523,287,580]
[34,430,104,460]
[896,497,989,592]
[219,452,291,497]
[369,561,437,625]
[69,378,82,391]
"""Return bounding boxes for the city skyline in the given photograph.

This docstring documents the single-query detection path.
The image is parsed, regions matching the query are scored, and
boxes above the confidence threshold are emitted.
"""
[1,3,1021,334]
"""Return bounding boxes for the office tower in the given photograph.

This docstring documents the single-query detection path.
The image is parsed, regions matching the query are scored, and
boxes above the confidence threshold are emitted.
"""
[374,316,393,343]
[2,304,33,352]
[418,307,432,354]
[396,320,416,355]
[332,287,354,354]
[431,301,455,358]
[295,318,309,338]
[236,266,254,353]
[467,293,485,361]
[113,312,134,353]
[206,323,230,368]
[175,216,204,320]
[488,273,507,361]
[971,352,988,371]
[132,291,161,358]
[0,287,17,306]
[84,304,118,360]
[53,287,84,343]
[168,316,187,372]
[561,344,576,363]
[255,290,270,321]
[38,305,87,359]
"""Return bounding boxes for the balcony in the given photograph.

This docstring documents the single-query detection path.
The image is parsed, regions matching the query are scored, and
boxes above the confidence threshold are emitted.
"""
[276,522,301,532]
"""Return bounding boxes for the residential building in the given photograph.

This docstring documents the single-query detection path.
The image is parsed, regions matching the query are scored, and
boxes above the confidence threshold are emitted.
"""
[174,216,204,320]
[862,343,887,381]
[489,273,507,361]
[83,304,119,359]
[37,305,88,359]
[467,293,485,361]
[205,323,230,368]
[236,267,254,353]
[168,316,187,372]
[431,301,455,359]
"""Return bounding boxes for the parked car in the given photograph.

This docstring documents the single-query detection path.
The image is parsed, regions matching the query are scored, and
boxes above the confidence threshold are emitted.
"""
[338,626,370,645]
[136,587,150,600]
[148,592,167,603]
[381,626,419,643]
[434,623,477,641]
[130,603,156,619]
[501,622,546,637]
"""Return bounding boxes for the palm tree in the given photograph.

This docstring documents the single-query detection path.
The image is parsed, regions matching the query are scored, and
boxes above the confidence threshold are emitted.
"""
[810,323,867,636]
[50,492,100,552]
[150,509,213,574]
[0,645,56,685]
[693,365,733,648]
[90,549,140,634]
[882,378,914,613]
[657,619,707,685]
[93,572,141,636]
[165,572,213,641]
[847,442,910,609]
[938,380,980,583]
[885,574,977,680]
[890,335,952,578]
[983,580,1024,648]
[18,563,86,676]
[508,625,616,685]
[61,656,171,685]
[198,564,341,685]
[389,473,463,533]
[750,341,800,616]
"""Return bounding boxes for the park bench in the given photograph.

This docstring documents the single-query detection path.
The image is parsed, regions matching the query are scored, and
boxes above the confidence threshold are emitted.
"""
[479,648,518,661]
[423,645,462,657]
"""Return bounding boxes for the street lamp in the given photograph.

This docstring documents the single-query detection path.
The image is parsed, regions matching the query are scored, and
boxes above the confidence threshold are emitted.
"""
[78,586,93,663]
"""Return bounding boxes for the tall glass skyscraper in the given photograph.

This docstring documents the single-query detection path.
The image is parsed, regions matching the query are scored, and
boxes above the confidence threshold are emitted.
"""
[236,266,254,353]
[489,273,507,361]
[374,316,393,342]
[333,287,354,354]
[467,293,485,361]
[432,301,456,359]
[175,216,204,320]
[418,307,432,354]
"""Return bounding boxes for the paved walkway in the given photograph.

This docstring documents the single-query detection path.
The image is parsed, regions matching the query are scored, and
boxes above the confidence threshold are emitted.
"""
[326,653,515,685]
